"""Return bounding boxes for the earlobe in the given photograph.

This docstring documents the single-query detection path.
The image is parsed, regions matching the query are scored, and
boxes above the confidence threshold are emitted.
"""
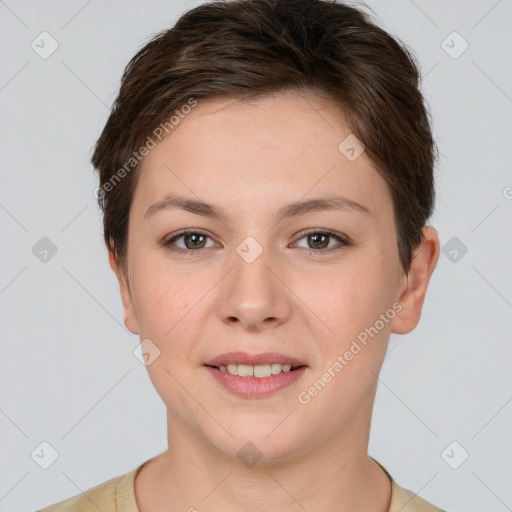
[391,226,440,335]
[108,247,140,335]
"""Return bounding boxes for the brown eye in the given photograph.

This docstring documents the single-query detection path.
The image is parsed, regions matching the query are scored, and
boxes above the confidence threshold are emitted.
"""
[294,230,349,253]
[163,230,216,254]
[307,233,330,249]
[182,233,207,249]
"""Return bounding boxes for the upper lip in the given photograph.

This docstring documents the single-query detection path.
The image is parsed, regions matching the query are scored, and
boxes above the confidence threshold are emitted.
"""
[204,351,307,367]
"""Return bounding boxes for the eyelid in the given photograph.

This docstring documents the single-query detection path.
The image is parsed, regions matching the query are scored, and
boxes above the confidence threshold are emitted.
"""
[290,228,349,251]
[163,228,219,246]
[292,228,347,243]
[163,228,349,254]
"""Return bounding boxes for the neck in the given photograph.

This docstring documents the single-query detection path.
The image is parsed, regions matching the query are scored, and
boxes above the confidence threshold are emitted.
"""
[135,412,392,512]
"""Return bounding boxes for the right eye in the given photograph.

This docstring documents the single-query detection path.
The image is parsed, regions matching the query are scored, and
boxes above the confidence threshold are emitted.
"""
[162,230,218,255]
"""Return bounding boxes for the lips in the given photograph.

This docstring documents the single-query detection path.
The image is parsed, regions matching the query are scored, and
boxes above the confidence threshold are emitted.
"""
[204,351,307,368]
[203,351,308,398]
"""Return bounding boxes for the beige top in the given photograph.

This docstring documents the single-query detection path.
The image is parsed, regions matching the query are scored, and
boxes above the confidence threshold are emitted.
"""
[37,459,445,511]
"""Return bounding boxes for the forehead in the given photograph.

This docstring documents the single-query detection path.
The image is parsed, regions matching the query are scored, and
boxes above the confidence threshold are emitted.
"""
[134,91,392,218]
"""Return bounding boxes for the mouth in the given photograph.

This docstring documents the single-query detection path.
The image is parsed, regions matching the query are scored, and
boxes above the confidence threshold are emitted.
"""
[205,362,305,378]
[203,352,308,398]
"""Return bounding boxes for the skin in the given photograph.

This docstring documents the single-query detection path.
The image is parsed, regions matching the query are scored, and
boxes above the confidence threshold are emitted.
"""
[108,90,440,511]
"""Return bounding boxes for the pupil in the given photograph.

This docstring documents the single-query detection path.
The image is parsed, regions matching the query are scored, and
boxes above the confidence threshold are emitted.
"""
[186,233,205,249]
[183,233,329,250]
[310,233,328,249]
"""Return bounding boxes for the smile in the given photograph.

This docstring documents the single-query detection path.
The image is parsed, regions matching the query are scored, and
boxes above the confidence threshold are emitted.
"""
[203,351,308,398]
[210,363,300,378]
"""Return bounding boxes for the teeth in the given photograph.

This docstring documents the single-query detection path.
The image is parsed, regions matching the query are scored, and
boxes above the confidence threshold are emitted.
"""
[218,363,296,377]
[238,364,253,377]
[227,363,238,375]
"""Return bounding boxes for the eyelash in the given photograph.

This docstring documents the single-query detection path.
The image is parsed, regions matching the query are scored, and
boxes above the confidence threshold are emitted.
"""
[161,229,350,256]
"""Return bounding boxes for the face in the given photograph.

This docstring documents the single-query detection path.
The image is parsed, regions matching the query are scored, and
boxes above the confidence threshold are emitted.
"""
[111,91,435,463]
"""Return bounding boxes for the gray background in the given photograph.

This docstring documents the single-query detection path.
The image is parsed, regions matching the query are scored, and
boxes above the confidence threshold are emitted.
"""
[1,0,511,511]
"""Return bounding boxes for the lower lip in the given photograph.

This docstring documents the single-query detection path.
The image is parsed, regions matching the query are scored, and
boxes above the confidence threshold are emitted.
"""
[204,366,307,398]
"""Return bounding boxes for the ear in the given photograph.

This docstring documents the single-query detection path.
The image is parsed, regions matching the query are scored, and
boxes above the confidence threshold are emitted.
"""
[108,247,139,335]
[391,225,440,335]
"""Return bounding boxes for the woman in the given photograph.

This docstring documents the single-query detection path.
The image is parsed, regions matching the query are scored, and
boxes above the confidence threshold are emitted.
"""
[39,0,444,510]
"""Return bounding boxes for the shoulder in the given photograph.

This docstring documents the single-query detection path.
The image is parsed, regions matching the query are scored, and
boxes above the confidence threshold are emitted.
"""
[391,481,446,512]
[36,464,142,512]
[36,476,118,512]
[373,458,445,512]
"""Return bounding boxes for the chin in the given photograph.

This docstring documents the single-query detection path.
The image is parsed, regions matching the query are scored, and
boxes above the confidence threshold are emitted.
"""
[204,417,305,464]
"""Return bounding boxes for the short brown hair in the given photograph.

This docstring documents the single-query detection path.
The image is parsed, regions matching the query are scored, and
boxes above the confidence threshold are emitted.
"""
[92,0,437,275]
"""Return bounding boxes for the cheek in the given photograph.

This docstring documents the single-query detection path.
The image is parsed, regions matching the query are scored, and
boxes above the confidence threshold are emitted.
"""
[315,263,393,333]
[301,261,398,383]
[302,266,394,408]
[130,258,203,344]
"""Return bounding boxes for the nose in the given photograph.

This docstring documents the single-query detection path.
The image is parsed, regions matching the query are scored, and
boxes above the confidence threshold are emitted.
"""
[215,243,292,331]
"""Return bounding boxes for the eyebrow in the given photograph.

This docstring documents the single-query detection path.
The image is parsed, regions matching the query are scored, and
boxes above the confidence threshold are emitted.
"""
[144,193,371,222]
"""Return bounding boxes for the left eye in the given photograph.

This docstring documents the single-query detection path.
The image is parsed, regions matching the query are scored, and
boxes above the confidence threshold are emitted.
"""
[162,230,348,254]
[293,231,348,252]
[163,231,215,252]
